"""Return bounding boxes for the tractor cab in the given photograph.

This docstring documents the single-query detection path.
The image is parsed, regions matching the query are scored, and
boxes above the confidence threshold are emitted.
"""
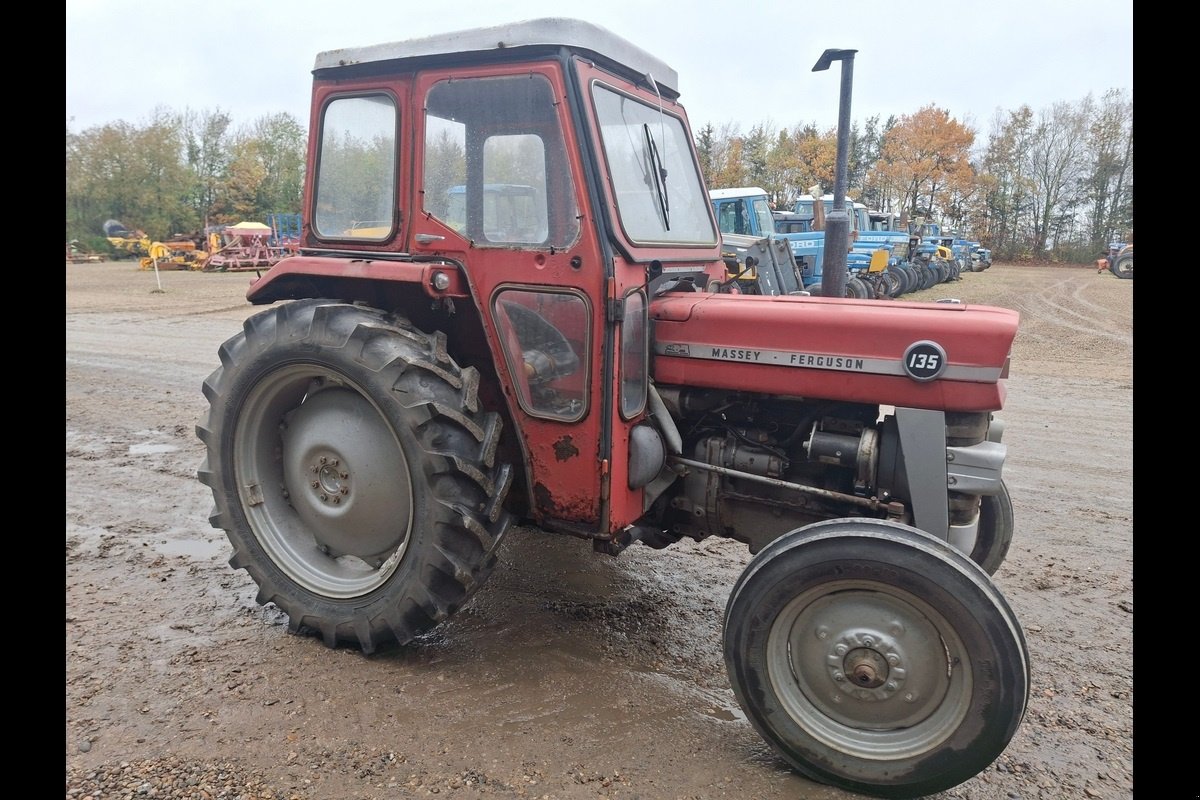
[246,18,724,535]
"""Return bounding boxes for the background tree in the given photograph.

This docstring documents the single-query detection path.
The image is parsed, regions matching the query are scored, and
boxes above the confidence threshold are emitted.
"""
[789,124,837,201]
[875,105,975,220]
[695,123,717,183]
[1027,101,1089,254]
[248,112,306,217]
[854,114,895,211]
[707,123,747,188]
[1083,88,1133,246]
[66,89,1130,264]
[183,109,233,232]
[980,106,1036,258]
[742,122,773,189]
[67,110,307,251]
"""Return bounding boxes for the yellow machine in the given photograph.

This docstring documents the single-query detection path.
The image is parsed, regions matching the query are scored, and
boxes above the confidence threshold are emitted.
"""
[103,220,151,259]
[139,239,209,271]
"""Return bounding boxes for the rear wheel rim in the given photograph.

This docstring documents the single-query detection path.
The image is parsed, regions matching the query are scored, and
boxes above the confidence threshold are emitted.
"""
[234,365,413,597]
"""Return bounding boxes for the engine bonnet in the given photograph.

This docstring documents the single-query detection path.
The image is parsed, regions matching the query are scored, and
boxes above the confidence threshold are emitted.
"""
[650,293,1018,413]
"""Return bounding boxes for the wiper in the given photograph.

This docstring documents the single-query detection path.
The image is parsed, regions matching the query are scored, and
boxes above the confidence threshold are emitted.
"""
[643,123,670,230]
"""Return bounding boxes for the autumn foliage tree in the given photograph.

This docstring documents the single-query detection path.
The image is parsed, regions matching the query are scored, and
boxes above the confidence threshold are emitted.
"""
[874,106,975,221]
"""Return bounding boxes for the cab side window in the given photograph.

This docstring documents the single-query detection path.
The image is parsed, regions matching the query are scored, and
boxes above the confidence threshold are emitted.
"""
[312,94,398,240]
[422,75,579,248]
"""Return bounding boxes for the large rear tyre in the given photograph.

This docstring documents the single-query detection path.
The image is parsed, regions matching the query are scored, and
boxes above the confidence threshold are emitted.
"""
[808,280,868,299]
[847,277,871,299]
[1110,253,1133,279]
[971,480,1014,576]
[197,299,513,654]
[723,518,1029,799]
[916,264,935,291]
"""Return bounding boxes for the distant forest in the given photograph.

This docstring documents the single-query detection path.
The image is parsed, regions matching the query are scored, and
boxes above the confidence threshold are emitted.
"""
[65,88,1131,263]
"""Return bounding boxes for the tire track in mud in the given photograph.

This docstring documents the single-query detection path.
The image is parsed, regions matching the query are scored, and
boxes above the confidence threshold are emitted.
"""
[1009,275,1132,346]
[996,273,1133,382]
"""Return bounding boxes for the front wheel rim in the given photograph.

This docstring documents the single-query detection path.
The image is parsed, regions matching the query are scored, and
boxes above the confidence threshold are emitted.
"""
[766,579,971,760]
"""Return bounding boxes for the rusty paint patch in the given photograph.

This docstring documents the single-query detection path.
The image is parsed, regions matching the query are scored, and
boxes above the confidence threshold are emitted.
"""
[533,482,555,510]
[552,435,580,461]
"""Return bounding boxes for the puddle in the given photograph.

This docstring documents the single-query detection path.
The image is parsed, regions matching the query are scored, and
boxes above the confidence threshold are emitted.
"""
[155,536,227,560]
[129,443,178,455]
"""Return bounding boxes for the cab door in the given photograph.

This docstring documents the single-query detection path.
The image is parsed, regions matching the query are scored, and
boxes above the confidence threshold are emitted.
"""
[408,65,609,529]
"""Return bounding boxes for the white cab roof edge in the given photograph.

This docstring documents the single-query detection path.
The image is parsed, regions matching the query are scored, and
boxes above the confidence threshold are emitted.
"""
[314,17,679,96]
[709,187,769,199]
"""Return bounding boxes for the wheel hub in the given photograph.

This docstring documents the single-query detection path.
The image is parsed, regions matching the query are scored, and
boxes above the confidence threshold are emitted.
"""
[280,387,412,566]
[309,456,350,504]
[822,629,907,702]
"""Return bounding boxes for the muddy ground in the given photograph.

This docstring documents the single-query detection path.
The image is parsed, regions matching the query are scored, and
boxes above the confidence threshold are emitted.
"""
[66,259,1133,800]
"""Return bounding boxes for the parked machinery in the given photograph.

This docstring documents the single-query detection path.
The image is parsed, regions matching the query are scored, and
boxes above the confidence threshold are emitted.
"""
[102,219,151,260]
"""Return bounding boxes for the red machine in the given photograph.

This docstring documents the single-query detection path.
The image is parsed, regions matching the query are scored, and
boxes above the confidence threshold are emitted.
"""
[197,19,1028,798]
[204,221,296,271]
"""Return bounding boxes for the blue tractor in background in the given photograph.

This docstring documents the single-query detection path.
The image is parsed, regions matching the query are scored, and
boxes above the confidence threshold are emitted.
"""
[709,188,987,297]
[709,187,824,295]
[794,194,919,299]
[707,187,810,296]
[1105,239,1133,279]
[710,187,883,298]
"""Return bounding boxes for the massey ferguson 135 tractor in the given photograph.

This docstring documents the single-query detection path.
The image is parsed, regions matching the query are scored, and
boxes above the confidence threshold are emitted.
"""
[197,18,1028,799]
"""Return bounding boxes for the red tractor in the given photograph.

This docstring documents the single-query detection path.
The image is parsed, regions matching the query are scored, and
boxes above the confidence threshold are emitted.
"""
[197,19,1028,799]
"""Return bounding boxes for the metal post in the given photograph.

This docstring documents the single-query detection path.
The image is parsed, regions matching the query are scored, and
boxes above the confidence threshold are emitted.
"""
[812,49,857,299]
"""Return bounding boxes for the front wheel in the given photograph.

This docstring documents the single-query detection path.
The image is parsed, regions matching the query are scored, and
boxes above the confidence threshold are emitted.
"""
[723,518,1029,799]
[197,300,513,654]
[971,480,1014,575]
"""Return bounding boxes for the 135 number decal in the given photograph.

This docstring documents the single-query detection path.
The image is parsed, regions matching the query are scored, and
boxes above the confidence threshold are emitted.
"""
[902,340,947,381]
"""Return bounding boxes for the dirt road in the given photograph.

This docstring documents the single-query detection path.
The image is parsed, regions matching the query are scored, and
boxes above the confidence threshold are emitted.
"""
[66,260,1133,800]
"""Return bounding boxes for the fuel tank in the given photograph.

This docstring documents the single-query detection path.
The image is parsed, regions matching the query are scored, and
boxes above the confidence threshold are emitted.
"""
[650,293,1018,412]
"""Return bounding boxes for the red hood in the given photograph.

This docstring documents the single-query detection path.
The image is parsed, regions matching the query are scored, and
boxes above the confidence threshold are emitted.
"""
[650,293,1018,413]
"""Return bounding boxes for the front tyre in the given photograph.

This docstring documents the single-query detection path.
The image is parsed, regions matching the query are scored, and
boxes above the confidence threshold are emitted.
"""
[197,300,513,654]
[723,518,1029,799]
[971,480,1014,576]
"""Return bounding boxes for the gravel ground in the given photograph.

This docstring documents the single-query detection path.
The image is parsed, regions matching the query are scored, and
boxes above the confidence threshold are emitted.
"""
[66,258,1133,800]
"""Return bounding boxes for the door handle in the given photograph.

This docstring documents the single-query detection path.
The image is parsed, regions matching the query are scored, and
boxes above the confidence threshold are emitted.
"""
[415,233,445,244]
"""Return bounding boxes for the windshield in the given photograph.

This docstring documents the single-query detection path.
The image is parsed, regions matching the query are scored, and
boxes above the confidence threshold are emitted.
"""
[591,83,715,246]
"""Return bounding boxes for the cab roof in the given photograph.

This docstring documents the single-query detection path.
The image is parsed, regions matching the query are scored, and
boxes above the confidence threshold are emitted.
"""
[313,17,679,98]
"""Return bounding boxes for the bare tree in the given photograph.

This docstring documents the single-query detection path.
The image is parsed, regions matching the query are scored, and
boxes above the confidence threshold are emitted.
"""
[1028,101,1089,252]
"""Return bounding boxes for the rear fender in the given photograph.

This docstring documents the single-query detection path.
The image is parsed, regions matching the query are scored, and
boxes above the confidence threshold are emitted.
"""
[245,254,469,305]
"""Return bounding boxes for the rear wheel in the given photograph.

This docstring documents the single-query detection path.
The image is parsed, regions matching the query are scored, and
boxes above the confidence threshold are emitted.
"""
[916,263,935,290]
[197,299,513,653]
[1110,253,1133,279]
[723,518,1029,799]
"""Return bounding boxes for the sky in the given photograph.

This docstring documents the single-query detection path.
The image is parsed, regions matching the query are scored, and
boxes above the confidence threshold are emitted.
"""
[66,0,1133,138]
